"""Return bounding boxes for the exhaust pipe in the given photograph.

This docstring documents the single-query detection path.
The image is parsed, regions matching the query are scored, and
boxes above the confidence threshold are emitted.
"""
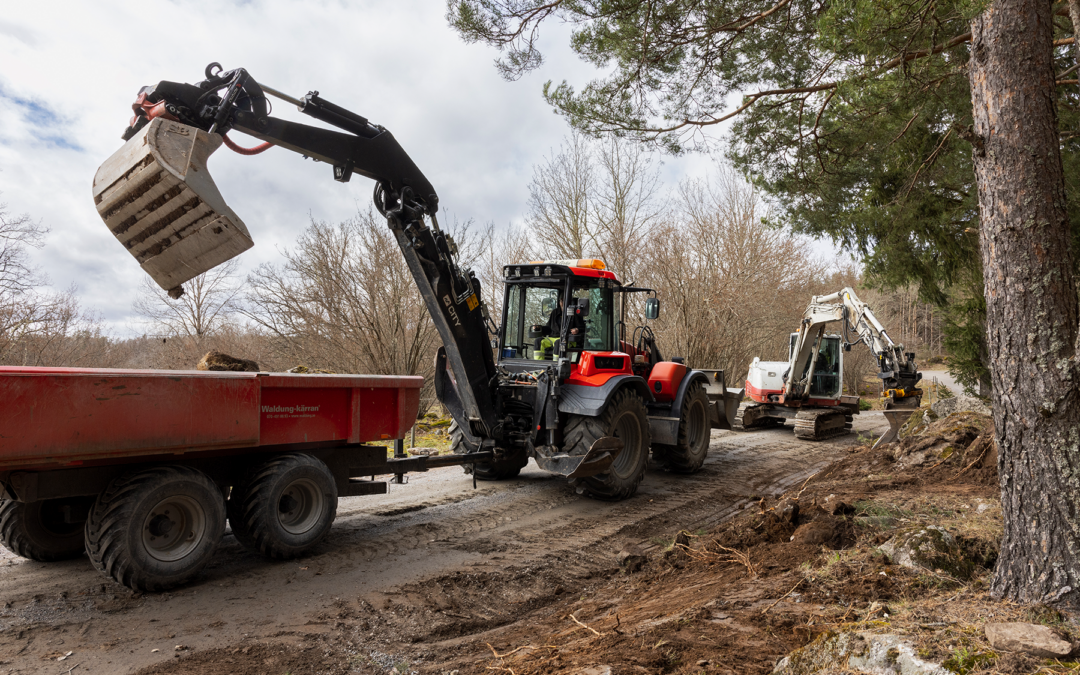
[92,118,253,296]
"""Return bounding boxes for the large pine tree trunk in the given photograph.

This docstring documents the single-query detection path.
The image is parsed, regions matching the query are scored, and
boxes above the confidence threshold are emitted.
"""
[968,0,1080,605]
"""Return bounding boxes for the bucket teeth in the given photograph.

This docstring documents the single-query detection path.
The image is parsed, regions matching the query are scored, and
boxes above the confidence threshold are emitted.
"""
[92,118,254,292]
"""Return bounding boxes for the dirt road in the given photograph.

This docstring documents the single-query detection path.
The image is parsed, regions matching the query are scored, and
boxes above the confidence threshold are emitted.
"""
[0,417,888,674]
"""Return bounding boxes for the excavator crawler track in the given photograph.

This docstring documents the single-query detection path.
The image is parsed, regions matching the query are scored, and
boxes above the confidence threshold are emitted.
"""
[733,405,785,432]
[793,408,852,441]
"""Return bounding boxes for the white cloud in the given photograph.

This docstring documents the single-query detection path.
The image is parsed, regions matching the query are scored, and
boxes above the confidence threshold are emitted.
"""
[0,0,797,336]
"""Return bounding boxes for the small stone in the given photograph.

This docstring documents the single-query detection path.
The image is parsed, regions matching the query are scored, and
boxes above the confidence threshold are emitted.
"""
[673,530,691,556]
[985,622,1073,659]
[776,497,800,523]
[151,648,160,653]
[822,494,855,515]
[696,659,710,666]
[580,667,612,675]
[617,545,647,573]
[792,519,840,548]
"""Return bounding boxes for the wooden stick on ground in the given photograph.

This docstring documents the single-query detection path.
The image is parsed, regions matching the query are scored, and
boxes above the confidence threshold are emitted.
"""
[951,437,992,479]
[486,643,557,658]
[569,612,602,636]
[762,577,806,614]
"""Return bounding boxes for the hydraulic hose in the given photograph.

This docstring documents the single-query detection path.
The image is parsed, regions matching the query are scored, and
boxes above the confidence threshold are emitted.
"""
[222,133,273,155]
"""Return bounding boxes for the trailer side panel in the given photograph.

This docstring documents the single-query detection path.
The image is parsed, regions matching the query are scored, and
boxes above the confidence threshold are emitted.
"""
[0,368,260,469]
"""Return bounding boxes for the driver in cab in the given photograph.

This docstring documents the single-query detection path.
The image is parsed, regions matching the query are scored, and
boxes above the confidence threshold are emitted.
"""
[533,297,586,355]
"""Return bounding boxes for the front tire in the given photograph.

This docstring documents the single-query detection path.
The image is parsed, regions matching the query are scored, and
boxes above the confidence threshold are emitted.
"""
[85,466,225,592]
[0,498,89,561]
[228,453,337,560]
[565,388,651,501]
[654,382,710,473]
[450,419,526,480]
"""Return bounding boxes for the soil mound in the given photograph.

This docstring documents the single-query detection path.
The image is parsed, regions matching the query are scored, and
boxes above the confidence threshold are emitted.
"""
[195,350,259,372]
[892,412,996,487]
[287,364,336,374]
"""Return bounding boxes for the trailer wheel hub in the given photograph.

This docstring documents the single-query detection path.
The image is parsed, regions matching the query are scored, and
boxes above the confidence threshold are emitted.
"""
[147,514,175,537]
[142,495,207,562]
[276,478,323,536]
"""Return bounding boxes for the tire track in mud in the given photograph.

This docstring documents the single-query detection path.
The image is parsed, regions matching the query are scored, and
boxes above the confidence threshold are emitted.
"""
[298,431,843,573]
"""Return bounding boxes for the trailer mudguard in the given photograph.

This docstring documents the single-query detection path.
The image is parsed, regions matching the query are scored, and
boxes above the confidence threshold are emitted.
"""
[557,375,653,417]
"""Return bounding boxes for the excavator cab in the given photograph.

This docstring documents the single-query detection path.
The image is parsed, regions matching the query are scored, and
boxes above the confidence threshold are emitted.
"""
[788,333,843,400]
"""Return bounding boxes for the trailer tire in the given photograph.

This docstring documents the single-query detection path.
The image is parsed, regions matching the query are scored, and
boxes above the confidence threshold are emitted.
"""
[0,498,88,561]
[653,382,710,474]
[85,466,224,592]
[566,388,650,501]
[227,454,337,560]
[450,420,525,480]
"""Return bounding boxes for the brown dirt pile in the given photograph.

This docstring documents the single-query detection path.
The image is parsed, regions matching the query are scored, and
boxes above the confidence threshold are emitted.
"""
[423,416,1009,674]
[196,350,260,372]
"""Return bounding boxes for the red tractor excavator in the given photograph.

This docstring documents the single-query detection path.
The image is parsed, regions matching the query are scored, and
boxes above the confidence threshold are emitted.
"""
[92,64,743,500]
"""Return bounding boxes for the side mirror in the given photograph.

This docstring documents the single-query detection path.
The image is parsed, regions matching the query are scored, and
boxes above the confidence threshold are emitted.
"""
[574,297,590,317]
[645,297,660,320]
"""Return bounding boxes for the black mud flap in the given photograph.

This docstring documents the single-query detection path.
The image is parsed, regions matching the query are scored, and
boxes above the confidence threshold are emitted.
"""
[533,436,624,479]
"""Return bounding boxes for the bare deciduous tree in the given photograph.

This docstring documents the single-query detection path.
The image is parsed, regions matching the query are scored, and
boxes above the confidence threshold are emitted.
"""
[644,168,830,378]
[0,199,112,367]
[526,132,595,260]
[244,209,469,411]
[134,258,242,340]
[526,133,665,284]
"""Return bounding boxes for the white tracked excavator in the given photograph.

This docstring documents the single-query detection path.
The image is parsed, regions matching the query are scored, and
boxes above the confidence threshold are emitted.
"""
[739,288,923,441]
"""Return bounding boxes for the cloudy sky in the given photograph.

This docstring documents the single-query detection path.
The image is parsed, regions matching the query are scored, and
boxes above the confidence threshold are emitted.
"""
[0,0,764,336]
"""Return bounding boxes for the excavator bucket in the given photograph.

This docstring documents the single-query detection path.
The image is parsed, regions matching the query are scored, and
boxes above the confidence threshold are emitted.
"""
[92,118,253,295]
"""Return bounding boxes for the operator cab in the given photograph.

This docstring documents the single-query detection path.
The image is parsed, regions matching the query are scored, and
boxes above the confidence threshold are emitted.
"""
[499,259,619,367]
[789,332,843,400]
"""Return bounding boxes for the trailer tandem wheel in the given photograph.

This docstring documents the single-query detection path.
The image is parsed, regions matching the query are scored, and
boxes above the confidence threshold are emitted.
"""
[227,453,337,560]
[566,388,651,501]
[85,466,225,592]
[0,498,89,561]
[654,381,711,474]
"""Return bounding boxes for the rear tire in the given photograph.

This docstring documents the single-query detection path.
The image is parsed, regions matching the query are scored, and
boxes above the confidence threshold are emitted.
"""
[654,382,710,473]
[85,466,224,592]
[227,453,337,560]
[450,419,526,480]
[0,498,89,561]
[565,388,650,501]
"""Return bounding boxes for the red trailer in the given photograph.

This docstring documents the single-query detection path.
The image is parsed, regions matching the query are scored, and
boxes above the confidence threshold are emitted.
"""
[0,367,488,591]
